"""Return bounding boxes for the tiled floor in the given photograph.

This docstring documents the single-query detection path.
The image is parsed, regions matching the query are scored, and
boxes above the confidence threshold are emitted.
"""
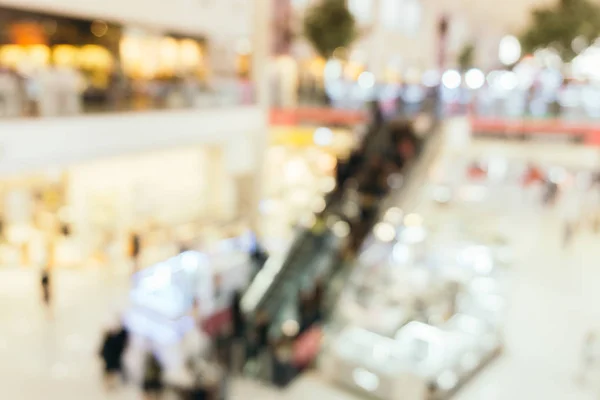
[2,139,600,399]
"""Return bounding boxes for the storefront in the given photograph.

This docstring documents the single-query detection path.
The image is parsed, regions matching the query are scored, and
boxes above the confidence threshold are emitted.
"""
[0,145,243,269]
[0,6,214,116]
[0,171,67,267]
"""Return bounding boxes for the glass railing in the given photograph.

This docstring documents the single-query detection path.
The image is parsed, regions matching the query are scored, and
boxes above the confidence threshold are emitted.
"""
[0,73,255,119]
[291,81,600,123]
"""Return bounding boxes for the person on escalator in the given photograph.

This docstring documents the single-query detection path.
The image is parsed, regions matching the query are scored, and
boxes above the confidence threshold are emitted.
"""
[248,232,268,273]
[351,160,388,248]
[271,339,297,387]
[242,312,272,379]
[334,158,349,192]
[244,329,260,369]
[368,100,385,129]
[299,290,317,333]
[142,352,164,400]
[313,280,325,323]
[358,158,387,200]
[255,311,271,352]
[230,290,245,340]
[389,120,419,168]
[342,150,365,184]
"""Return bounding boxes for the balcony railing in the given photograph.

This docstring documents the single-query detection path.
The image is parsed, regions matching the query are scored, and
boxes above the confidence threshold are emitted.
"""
[0,72,255,119]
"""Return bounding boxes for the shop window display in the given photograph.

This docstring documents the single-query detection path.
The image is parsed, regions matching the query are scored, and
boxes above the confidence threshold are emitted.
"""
[0,173,77,268]
[0,6,250,118]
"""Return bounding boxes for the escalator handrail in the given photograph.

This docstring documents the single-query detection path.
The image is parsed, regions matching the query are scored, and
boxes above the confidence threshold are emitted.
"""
[241,229,315,315]
[240,185,355,317]
[372,118,443,222]
[241,119,390,318]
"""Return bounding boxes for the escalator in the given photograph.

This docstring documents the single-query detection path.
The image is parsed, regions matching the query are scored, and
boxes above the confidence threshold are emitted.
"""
[239,118,387,321]
[241,108,439,337]
[240,197,345,320]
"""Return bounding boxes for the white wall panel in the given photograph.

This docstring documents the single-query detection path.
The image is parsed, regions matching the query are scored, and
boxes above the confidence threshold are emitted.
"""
[0,0,253,37]
[0,106,266,176]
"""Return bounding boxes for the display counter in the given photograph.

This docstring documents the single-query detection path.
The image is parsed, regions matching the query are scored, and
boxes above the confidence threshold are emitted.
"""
[125,234,252,344]
[321,209,508,399]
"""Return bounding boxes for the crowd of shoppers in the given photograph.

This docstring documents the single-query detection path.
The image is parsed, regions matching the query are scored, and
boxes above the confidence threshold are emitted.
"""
[217,101,428,388]
[85,99,428,396]
[97,319,230,399]
[335,102,423,253]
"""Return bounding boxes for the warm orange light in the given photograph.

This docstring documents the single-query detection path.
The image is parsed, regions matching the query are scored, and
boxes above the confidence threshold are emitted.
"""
[318,153,337,172]
[309,57,326,77]
[53,45,78,67]
[179,39,202,69]
[158,37,179,74]
[0,45,26,68]
[345,61,364,80]
[120,37,146,77]
[78,45,113,70]
[27,45,51,67]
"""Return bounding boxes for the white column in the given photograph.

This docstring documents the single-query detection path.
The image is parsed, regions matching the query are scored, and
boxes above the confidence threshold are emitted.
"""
[253,0,272,110]
[247,0,271,236]
[205,147,226,220]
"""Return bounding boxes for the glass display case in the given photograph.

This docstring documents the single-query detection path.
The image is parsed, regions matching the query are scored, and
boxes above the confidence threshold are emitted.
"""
[125,234,252,344]
[321,210,508,399]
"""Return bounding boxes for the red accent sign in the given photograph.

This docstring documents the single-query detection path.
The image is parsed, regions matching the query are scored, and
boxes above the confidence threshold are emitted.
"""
[270,108,366,126]
[470,117,600,146]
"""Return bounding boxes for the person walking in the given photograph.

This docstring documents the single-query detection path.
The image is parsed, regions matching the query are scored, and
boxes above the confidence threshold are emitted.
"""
[130,232,141,273]
[561,187,581,249]
[115,323,130,382]
[40,268,51,308]
[142,352,164,400]
[99,325,125,390]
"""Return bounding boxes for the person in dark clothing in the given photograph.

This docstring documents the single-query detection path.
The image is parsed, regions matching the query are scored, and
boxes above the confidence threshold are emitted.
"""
[368,100,384,129]
[215,325,234,370]
[130,232,141,272]
[231,290,245,339]
[189,385,209,400]
[544,181,559,206]
[142,352,163,399]
[244,330,261,364]
[390,120,420,162]
[271,339,297,387]
[299,293,313,333]
[358,159,387,198]
[248,232,268,275]
[335,158,349,191]
[255,311,270,351]
[250,245,268,271]
[40,268,51,307]
[187,357,210,400]
[115,325,130,382]
[100,325,128,390]
[313,281,325,322]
